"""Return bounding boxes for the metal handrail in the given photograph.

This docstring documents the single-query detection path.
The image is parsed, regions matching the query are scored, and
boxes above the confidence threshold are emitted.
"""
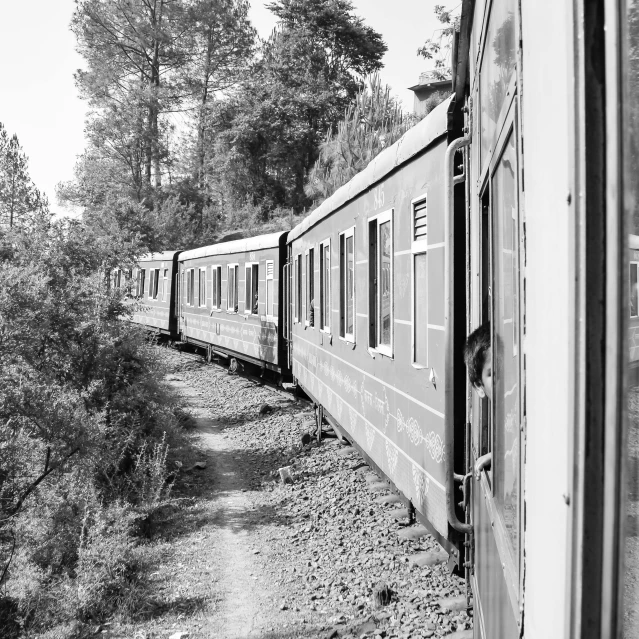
[444,136,473,535]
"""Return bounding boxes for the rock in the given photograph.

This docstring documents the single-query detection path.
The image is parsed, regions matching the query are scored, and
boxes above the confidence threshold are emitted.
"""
[168,633,189,639]
[259,403,273,415]
[373,583,394,607]
[368,482,389,492]
[327,630,340,639]
[279,466,294,484]
[357,620,378,636]
[301,432,312,446]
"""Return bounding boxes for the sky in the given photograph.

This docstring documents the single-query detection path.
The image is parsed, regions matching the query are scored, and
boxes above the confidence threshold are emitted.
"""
[0,1,444,215]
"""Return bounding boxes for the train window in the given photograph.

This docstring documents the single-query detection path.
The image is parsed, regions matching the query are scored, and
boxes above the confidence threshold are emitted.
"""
[212,266,221,309]
[339,228,355,342]
[319,240,331,332]
[479,0,517,165]
[295,255,302,323]
[199,267,206,308]
[266,260,274,319]
[308,248,315,327]
[412,197,428,366]
[369,210,394,356]
[227,264,238,312]
[491,129,520,569]
[150,268,160,300]
[136,269,145,298]
[632,263,638,318]
[244,263,259,314]
[186,268,194,306]
[305,252,310,325]
[148,269,154,299]
[162,269,168,301]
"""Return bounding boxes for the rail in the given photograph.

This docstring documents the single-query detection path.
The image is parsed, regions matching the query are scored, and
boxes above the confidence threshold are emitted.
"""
[444,136,473,535]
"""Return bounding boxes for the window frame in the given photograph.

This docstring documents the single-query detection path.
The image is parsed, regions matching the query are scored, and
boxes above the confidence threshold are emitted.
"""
[186,268,195,307]
[411,194,428,368]
[212,265,222,310]
[266,259,275,321]
[294,254,302,323]
[244,262,259,315]
[339,227,356,343]
[227,263,239,313]
[369,208,394,357]
[162,268,168,302]
[630,261,639,318]
[198,267,207,308]
[319,238,331,334]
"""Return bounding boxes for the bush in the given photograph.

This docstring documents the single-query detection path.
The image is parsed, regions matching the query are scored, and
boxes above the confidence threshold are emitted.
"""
[0,212,186,633]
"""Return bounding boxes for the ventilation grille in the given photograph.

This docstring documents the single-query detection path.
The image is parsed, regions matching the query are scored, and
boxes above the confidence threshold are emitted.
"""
[414,199,427,242]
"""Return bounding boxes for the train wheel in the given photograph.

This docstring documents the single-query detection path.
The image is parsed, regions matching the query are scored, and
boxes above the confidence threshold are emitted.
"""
[229,357,238,375]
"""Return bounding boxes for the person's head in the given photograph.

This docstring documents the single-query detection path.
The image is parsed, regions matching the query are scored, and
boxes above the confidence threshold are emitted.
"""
[464,322,492,401]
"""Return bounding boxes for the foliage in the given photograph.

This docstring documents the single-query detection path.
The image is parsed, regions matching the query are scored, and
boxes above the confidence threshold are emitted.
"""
[417,4,461,80]
[0,212,185,633]
[0,123,47,228]
[61,0,386,245]
[213,0,387,213]
[305,74,419,201]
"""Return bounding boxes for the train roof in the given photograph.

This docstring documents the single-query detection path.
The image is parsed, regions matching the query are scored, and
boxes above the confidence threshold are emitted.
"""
[288,95,452,243]
[179,231,287,261]
[138,251,181,263]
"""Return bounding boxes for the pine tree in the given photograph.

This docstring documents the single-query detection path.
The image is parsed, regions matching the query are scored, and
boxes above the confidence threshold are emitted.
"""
[0,124,47,228]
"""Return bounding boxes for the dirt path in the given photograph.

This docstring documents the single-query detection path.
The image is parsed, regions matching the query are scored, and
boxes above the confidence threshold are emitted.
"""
[112,349,472,639]
[168,380,264,639]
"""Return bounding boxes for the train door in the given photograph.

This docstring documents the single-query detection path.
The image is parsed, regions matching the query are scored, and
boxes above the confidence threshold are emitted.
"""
[467,0,523,636]
[283,246,292,369]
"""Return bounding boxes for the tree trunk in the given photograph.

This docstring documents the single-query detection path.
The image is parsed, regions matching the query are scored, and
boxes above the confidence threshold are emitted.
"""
[195,26,214,188]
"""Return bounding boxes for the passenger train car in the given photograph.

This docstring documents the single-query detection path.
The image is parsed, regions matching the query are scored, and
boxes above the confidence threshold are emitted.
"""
[176,232,288,376]
[127,0,639,635]
[286,97,467,559]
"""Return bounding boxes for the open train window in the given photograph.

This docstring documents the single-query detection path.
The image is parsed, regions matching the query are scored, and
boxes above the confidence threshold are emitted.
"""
[294,255,302,323]
[136,269,145,298]
[212,265,221,310]
[307,248,315,327]
[266,260,274,320]
[339,228,355,342]
[319,239,331,332]
[162,269,168,301]
[198,267,206,308]
[149,268,160,300]
[245,263,259,315]
[227,264,238,312]
[411,196,428,366]
[368,209,393,356]
[186,268,194,307]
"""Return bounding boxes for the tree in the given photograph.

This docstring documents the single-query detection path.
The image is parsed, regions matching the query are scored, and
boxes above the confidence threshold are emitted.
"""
[0,124,47,228]
[417,4,460,80]
[72,0,189,193]
[306,74,417,201]
[212,0,387,212]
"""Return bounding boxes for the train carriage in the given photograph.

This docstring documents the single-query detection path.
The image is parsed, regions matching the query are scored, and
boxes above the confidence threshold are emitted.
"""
[286,96,468,557]
[177,232,288,375]
[129,251,181,339]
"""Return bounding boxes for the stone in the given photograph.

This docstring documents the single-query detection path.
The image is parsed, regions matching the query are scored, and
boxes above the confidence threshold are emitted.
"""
[278,466,294,484]
[337,446,355,457]
[373,583,394,607]
[357,620,378,636]
[389,508,409,520]
[259,403,273,415]
[168,633,189,639]
[368,482,389,492]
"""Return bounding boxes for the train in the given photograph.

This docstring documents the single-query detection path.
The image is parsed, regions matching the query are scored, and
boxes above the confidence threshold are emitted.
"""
[120,0,639,637]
